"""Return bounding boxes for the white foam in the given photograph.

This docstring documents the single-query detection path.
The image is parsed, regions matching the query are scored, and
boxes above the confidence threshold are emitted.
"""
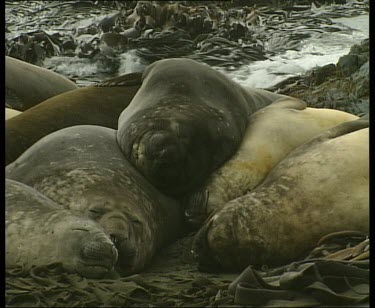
[218,14,369,89]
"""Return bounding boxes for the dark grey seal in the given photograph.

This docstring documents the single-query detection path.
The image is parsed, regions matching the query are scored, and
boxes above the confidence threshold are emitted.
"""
[117,58,285,196]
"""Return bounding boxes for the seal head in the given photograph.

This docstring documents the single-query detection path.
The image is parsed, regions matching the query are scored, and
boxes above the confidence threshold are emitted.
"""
[5,179,118,279]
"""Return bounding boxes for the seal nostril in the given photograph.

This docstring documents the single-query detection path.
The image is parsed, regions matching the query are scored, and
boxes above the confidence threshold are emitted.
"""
[110,234,117,244]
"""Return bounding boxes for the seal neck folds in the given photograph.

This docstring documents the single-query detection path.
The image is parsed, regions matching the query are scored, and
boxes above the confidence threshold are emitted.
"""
[118,102,216,196]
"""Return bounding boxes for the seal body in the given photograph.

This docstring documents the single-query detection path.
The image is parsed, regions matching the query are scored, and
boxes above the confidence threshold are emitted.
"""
[6,56,78,111]
[5,108,22,120]
[6,125,186,276]
[117,58,286,196]
[6,179,118,278]
[193,119,369,271]
[5,72,141,165]
[185,98,359,224]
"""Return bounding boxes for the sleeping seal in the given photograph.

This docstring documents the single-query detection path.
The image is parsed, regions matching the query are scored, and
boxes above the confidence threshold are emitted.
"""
[6,125,186,276]
[6,56,78,111]
[6,72,141,165]
[6,179,118,278]
[184,97,359,226]
[117,58,286,196]
[193,118,369,271]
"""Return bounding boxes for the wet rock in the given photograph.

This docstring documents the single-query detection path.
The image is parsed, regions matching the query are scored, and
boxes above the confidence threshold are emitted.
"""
[309,63,336,86]
[100,32,128,49]
[269,39,369,116]
[336,54,366,77]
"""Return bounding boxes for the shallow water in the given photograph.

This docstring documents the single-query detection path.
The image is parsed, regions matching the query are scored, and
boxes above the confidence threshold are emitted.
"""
[44,12,368,88]
[221,14,369,89]
[6,2,369,88]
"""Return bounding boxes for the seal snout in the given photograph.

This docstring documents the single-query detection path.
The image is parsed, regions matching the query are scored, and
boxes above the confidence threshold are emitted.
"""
[192,220,223,272]
[81,240,118,266]
[132,129,188,193]
[78,231,119,277]
[144,131,183,163]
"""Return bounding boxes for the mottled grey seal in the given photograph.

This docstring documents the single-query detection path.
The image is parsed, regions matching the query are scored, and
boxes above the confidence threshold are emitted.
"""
[184,97,359,226]
[193,118,369,271]
[5,72,141,165]
[117,58,286,196]
[5,108,22,120]
[6,125,186,276]
[6,56,78,111]
[6,179,118,278]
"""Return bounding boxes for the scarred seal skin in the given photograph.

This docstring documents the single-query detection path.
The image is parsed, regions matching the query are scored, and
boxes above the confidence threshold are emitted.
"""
[6,125,186,276]
[184,97,359,226]
[193,118,369,271]
[6,56,78,111]
[6,179,118,279]
[117,58,286,196]
[5,72,142,165]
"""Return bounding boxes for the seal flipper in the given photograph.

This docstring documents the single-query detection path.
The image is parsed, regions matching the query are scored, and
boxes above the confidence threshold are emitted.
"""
[288,117,369,156]
[313,117,369,141]
[181,189,209,229]
[95,72,143,87]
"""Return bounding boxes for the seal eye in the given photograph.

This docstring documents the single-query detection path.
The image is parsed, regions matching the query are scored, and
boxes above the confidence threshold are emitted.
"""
[88,208,105,219]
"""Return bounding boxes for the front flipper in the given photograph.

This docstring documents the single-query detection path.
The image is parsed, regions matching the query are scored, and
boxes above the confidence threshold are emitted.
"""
[181,189,209,230]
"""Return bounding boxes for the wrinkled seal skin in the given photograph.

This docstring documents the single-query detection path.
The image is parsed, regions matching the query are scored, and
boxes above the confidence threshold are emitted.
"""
[117,58,286,196]
[5,108,22,120]
[5,72,142,166]
[6,125,186,276]
[6,179,118,279]
[185,97,359,226]
[6,56,78,111]
[193,118,369,272]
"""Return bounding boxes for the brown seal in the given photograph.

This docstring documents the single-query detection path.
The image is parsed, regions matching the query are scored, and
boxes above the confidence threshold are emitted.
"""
[5,72,141,165]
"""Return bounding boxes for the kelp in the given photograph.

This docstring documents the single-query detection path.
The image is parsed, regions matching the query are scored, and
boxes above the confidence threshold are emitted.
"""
[6,231,369,307]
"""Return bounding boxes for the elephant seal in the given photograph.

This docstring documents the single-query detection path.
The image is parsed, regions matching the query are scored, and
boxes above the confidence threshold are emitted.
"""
[184,97,359,226]
[5,72,141,165]
[6,179,118,279]
[6,125,186,276]
[5,108,22,120]
[6,56,78,111]
[193,118,369,271]
[117,58,286,196]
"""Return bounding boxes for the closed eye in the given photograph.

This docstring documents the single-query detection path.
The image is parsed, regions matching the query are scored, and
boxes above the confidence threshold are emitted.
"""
[88,208,105,218]
[72,228,89,232]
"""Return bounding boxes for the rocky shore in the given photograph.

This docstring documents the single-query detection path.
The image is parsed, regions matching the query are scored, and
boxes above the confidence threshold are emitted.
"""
[268,38,369,115]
